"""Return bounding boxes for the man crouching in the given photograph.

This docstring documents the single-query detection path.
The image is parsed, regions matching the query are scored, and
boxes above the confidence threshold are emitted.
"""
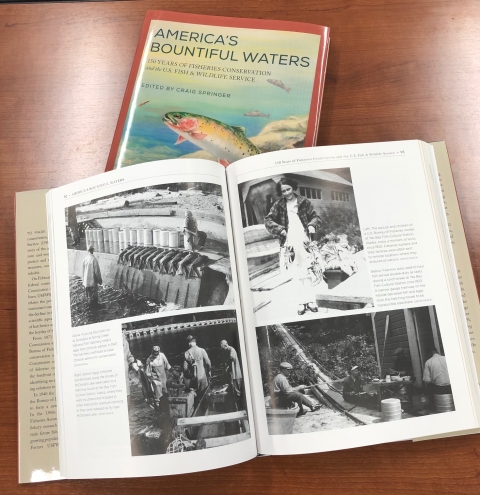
[272,362,320,417]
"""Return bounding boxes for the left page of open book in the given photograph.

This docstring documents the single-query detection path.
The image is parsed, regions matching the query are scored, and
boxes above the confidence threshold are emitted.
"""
[16,190,62,483]
[46,159,256,479]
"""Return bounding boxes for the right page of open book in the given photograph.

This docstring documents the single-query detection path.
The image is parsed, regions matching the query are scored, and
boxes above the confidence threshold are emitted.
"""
[227,140,479,456]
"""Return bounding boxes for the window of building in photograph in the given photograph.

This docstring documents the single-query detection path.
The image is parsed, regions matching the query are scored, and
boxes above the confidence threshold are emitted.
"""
[331,190,350,202]
[300,187,322,200]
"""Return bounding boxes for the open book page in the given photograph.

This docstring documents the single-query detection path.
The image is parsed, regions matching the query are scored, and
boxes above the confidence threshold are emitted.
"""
[16,190,62,483]
[46,159,256,479]
[227,141,479,456]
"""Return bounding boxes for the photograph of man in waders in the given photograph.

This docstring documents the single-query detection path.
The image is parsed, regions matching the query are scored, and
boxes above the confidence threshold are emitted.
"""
[220,339,243,400]
[183,335,211,406]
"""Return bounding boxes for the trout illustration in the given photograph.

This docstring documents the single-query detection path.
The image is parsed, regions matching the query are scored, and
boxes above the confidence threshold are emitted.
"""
[163,111,260,166]
[267,79,291,93]
[244,110,270,118]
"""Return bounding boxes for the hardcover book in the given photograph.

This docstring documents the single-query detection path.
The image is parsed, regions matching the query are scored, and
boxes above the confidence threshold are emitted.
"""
[105,11,330,170]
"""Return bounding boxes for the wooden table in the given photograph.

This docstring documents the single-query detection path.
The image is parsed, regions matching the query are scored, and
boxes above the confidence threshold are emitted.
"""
[2,1,480,494]
[369,380,414,411]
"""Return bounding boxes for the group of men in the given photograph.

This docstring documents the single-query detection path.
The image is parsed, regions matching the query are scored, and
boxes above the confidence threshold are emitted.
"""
[269,347,451,417]
[124,333,243,409]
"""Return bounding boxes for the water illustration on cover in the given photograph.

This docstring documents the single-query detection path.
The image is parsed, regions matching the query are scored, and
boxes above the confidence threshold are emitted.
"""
[114,19,323,168]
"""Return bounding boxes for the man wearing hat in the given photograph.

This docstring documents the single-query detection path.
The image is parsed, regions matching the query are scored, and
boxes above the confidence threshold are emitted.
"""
[343,365,368,404]
[145,345,172,407]
[272,362,320,417]
[183,335,211,397]
[82,245,102,308]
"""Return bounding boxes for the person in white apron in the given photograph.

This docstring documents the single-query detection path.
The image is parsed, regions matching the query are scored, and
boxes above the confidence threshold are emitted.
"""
[145,345,172,407]
[265,178,322,315]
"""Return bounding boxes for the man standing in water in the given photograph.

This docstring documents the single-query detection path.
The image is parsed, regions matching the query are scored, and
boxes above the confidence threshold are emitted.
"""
[82,245,102,308]
[220,339,243,399]
[183,335,211,398]
[145,345,172,408]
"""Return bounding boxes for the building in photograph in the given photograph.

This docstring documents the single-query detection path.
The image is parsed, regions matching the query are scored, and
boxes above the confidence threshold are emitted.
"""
[239,170,356,228]
[370,307,443,389]
[257,306,453,436]
[239,169,372,318]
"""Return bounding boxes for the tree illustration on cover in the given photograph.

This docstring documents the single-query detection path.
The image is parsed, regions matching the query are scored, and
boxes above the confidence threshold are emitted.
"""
[163,111,260,166]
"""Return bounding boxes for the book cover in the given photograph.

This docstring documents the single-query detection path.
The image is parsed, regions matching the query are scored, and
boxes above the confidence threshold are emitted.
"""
[106,11,330,170]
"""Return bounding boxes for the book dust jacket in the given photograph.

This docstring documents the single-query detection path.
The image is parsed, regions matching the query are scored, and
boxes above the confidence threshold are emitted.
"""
[107,11,329,170]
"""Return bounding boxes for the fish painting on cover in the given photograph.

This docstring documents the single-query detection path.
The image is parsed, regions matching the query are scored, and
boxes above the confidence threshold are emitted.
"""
[163,111,261,166]
[106,11,329,170]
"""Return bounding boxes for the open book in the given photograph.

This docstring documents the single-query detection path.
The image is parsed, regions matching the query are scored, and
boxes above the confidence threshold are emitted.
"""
[16,140,480,482]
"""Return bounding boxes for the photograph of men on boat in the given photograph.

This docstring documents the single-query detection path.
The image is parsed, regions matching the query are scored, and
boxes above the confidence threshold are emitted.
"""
[256,305,454,435]
[237,168,374,320]
[65,181,233,327]
[122,309,250,455]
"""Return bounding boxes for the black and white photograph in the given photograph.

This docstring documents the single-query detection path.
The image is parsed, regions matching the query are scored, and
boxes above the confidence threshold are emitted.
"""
[66,182,233,327]
[256,305,454,435]
[122,310,250,455]
[238,168,373,320]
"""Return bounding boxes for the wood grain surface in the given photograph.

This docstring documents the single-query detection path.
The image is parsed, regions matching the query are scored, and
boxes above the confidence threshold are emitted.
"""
[2,1,480,493]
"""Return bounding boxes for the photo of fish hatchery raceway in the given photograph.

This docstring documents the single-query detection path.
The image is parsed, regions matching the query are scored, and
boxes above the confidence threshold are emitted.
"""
[238,169,374,323]
[257,305,454,436]
[66,182,232,327]
[123,310,250,455]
